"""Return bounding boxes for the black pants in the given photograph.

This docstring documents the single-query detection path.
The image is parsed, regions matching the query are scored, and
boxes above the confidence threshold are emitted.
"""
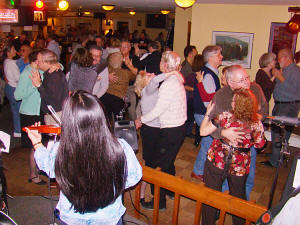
[202,160,247,225]
[20,114,44,148]
[140,124,161,168]
[140,124,161,195]
[100,93,125,120]
[154,124,186,205]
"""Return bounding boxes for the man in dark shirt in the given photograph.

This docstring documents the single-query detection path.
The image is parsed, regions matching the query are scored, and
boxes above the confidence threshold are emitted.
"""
[137,41,162,75]
[180,45,197,78]
[30,49,68,125]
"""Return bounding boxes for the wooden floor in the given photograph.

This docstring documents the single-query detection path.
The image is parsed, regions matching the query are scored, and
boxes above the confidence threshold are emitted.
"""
[0,104,297,225]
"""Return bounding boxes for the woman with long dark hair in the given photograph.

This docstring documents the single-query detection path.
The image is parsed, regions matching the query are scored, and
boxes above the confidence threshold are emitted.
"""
[3,41,21,137]
[26,91,142,224]
[200,89,266,225]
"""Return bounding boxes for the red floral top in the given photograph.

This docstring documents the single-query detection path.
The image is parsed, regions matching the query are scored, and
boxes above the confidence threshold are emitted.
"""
[207,111,266,176]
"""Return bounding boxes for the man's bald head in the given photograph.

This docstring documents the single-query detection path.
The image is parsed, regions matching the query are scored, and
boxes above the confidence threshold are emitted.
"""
[225,65,250,90]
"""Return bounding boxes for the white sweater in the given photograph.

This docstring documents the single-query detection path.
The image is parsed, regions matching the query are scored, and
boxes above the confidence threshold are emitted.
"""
[141,75,187,128]
[4,59,20,87]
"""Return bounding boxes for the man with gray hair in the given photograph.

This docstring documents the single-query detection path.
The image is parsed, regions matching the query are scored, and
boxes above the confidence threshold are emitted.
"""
[135,51,186,210]
[207,64,268,200]
[261,48,300,168]
[30,49,68,125]
[191,45,223,181]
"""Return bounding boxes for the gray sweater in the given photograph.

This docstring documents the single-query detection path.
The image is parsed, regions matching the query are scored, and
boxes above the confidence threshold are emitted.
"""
[68,62,98,93]
[139,73,167,128]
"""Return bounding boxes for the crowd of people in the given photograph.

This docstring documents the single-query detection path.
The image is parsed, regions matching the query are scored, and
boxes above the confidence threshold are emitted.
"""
[0,27,300,225]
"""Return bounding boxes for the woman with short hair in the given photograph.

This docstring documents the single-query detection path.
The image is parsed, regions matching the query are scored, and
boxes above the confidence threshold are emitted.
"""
[255,52,279,103]
[26,91,142,225]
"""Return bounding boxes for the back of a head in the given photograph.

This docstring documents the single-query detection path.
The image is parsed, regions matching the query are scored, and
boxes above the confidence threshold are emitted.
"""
[161,51,181,71]
[39,49,58,64]
[73,48,93,68]
[192,54,204,72]
[55,91,127,213]
[29,50,40,63]
[202,45,222,63]
[184,45,195,58]
[148,41,159,51]
[233,88,258,124]
[108,52,123,69]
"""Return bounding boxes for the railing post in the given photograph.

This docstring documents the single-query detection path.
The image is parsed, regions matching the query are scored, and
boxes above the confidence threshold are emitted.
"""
[134,182,142,219]
[153,183,160,225]
[194,201,202,225]
[171,192,180,225]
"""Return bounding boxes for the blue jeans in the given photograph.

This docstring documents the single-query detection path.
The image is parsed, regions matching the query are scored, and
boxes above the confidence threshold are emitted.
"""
[193,114,213,175]
[222,146,256,200]
[4,84,21,133]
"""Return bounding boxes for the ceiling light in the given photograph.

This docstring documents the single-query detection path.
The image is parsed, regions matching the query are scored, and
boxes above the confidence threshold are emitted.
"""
[174,0,195,9]
[102,5,115,11]
[58,0,69,11]
[84,11,91,15]
[287,14,300,34]
[160,10,170,15]
[129,11,136,16]
[35,0,45,10]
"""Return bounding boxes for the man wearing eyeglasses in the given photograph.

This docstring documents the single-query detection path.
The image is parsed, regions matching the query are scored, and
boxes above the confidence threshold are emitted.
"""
[207,65,268,200]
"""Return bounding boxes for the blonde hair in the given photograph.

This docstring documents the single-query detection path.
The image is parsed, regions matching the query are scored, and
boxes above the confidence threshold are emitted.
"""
[108,52,123,69]
[134,73,154,97]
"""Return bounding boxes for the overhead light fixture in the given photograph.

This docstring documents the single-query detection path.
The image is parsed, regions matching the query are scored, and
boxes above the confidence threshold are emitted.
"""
[35,0,45,10]
[287,14,300,34]
[102,4,115,11]
[58,0,69,11]
[174,0,195,9]
[160,10,170,15]
[84,11,91,15]
[129,11,136,16]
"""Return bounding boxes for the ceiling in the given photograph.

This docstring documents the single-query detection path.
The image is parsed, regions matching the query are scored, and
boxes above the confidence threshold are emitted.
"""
[20,0,300,13]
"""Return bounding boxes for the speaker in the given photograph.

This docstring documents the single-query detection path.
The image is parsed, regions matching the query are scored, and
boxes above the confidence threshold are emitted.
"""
[114,120,138,152]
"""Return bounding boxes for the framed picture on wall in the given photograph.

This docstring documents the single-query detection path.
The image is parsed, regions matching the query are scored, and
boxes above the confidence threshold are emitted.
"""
[268,22,297,56]
[212,31,254,69]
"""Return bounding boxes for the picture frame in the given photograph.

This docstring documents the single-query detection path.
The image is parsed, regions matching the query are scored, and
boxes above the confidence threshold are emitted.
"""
[212,31,254,69]
[268,22,297,56]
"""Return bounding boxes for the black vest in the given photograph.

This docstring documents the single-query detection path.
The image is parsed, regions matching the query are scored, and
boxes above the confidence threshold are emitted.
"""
[193,66,221,114]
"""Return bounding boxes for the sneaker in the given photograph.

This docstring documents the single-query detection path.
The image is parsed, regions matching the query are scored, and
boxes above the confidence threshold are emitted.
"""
[140,198,166,211]
[13,132,21,138]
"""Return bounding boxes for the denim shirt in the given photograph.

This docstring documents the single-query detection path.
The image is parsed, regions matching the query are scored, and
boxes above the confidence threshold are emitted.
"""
[34,139,142,225]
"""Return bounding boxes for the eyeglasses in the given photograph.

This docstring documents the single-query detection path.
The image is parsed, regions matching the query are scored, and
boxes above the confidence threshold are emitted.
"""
[229,76,250,83]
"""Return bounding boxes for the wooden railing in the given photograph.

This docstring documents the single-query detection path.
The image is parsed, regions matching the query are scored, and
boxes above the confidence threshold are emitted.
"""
[133,166,267,225]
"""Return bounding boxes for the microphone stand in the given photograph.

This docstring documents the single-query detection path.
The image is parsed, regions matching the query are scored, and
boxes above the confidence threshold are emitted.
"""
[268,121,291,209]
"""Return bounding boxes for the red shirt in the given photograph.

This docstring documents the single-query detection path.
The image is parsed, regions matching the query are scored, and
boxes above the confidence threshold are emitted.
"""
[207,111,266,176]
